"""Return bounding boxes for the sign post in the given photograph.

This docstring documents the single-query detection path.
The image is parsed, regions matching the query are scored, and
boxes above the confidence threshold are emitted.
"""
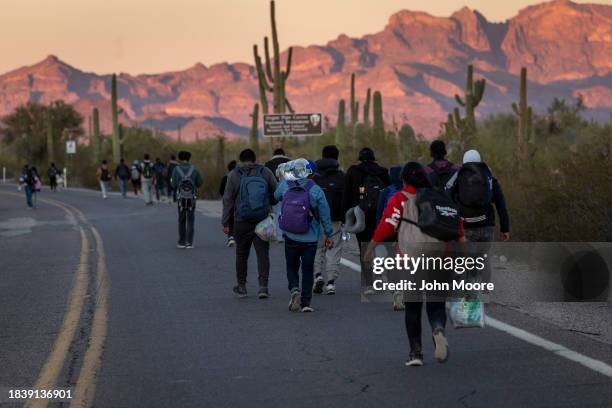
[263,113,322,137]
[66,140,76,188]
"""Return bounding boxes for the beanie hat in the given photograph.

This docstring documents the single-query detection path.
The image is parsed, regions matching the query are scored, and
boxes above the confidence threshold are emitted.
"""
[463,149,482,164]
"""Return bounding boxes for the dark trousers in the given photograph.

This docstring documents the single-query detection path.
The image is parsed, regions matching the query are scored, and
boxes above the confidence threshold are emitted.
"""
[178,208,195,245]
[131,179,140,195]
[155,181,165,201]
[227,213,235,237]
[404,301,446,352]
[49,176,57,191]
[284,238,317,307]
[234,220,270,287]
[167,184,176,202]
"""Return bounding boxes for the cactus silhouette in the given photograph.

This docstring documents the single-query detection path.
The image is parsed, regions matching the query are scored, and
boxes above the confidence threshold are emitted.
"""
[512,67,534,162]
[336,99,346,147]
[253,0,293,115]
[372,91,384,139]
[250,103,260,155]
[363,88,371,127]
[92,107,100,164]
[350,73,359,125]
[111,74,121,164]
[46,110,54,166]
[455,65,486,131]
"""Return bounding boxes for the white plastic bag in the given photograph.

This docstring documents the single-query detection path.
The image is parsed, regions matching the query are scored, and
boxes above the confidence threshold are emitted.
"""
[446,298,485,328]
[255,214,277,242]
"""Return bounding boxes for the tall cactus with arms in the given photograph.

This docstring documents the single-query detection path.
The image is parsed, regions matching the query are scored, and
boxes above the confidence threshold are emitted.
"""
[512,67,533,162]
[111,74,121,163]
[455,65,486,131]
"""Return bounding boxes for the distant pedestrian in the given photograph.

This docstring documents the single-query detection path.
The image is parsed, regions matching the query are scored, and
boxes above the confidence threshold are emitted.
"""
[166,155,178,203]
[47,163,60,192]
[170,151,203,249]
[424,140,460,190]
[275,159,334,312]
[219,160,237,247]
[19,165,35,209]
[96,160,111,199]
[312,145,345,295]
[131,160,141,195]
[265,148,291,241]
[141,154,154,205]
[153,157,167,202]
[114,158,130,198]
[222,149,277,299]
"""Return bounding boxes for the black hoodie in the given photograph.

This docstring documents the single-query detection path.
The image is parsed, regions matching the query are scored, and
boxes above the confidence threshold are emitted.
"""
[314,158,345,221]
[342,161,391,240]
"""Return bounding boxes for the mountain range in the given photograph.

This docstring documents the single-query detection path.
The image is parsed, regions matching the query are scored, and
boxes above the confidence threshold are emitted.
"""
[0,0,610,140]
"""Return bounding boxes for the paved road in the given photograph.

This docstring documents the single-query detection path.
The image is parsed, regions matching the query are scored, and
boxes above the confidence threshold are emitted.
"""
[1,185,611,407]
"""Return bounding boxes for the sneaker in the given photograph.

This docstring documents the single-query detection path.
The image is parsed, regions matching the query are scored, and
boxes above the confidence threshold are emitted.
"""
[258,287,269,299]
[233,285,248,298]
[363,286,376,296]
[393,291,405,311]
[325,282,336,295]
[433,328,449,363]
[288,290,301,312]
[176,243,186,249]
[301,306,314,313]
[185,243,194,249]
[313,276,324,294]
[226,237,236,247]
[405,351,424,367]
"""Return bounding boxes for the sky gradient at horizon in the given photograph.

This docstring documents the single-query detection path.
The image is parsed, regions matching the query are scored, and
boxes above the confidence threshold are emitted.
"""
[0,0,609,75]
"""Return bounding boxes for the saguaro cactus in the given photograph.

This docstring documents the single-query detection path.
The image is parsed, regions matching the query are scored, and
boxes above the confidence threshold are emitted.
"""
[249,103,260,154]
[350,73,359,125]
[336,99,346,147]
[512,67,534,161]
[372,91,384,139]
[46,110,55,166]
[92,107,101,163]
[363,88,371,127]
[253,0,293,114]
[455,65,486,131]
[111,74,121,163]
[216,135,225,176]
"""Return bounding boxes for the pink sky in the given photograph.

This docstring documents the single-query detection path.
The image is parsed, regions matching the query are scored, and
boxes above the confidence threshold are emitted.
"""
[0,0,608,75]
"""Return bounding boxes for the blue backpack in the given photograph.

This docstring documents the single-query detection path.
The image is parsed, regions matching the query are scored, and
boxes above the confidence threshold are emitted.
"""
[237,167,270,223]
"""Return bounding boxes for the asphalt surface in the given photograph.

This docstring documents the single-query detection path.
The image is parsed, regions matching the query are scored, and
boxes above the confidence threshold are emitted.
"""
[1,185,611,408]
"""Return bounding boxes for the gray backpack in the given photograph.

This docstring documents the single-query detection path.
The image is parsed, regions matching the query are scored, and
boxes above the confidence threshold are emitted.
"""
[176,166,196,211]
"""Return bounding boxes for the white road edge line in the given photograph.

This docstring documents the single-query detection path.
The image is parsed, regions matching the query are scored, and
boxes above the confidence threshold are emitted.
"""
[339,257,612,380]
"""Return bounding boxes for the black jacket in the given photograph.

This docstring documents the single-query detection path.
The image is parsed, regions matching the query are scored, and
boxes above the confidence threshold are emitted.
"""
[342,161,391,240]
[313,158,344,222]
[264,155,290,180]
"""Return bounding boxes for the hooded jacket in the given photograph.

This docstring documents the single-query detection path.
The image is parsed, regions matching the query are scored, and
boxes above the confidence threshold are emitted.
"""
[375,166,402,226]
[313,158,345,221]
[222,162,278,226]
[342,160,391,240]
[265,155,290,180]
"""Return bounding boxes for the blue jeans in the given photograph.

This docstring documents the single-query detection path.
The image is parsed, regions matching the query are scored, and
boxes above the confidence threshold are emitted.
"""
[118,178,128,198]
[24,185,33,208]
[284,237,317,307]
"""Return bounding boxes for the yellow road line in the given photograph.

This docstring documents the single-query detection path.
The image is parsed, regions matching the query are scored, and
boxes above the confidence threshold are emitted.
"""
[69,226,109,408]
[24,226,89,408]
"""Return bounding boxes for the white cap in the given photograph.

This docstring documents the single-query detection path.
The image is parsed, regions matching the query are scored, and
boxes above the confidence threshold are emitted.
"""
[463,149,482,164]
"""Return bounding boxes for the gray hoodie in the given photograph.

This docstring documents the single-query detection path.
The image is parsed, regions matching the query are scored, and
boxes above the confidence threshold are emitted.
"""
[222,162,278,225]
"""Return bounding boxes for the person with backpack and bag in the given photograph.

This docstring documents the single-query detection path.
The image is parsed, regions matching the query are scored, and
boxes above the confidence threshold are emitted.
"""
[141,154,154,205]
[367,162,465,366]
[114,158,130,198]
[47,163,60,192]
[96,160,111,199]
[275,159,334,312]
[342,147,390,294]
[19,165,35,209]
[153,157,167,202]
[222,149,278,299]
[131,160,141,196]
[425,140,460,190]
[312,145,345,295]
[170,151,203,249]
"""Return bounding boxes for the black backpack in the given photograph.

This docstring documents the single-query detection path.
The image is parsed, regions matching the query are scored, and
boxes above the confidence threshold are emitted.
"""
[314,169,344,221]
[402,188,461,241]
[358,171,385,212]
[429,161,455,190]
[100,168,111,182]
[456,163,493,208]
[176,166,196,211]
[142,162,154,179]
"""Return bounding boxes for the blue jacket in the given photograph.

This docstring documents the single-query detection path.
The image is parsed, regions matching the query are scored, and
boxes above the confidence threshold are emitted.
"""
[375,166,402,226]
[274,178,334,243]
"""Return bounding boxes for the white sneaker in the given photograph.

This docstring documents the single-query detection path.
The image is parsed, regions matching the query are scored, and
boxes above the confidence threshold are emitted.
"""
[288,291,301,312]
[393,291,405,311]
[324,283,336,295]
[433,329,449,363]
[363,286,376,296]
[300,306,314,313]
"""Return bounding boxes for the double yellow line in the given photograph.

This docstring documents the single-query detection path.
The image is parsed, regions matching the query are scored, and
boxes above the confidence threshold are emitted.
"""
[0,192,110,408]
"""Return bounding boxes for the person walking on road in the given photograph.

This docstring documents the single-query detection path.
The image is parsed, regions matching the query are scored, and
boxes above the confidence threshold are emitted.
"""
[219,160,237,247]
[153,157,167,202]
[342,147,390,294]
[19,165,35,209]
[276,159,334,312]
[367,162,461,366]
[265,148,291,242]
[222,149,277,299]
[312,145,345,295]
[47,163,60,192]
[171,151,203,249]
[166,155,178,203]
[141,154,154,205]
[424,140,460,190]
[131,160,141,195]
[96,160,111,199]
[114,159,130,198]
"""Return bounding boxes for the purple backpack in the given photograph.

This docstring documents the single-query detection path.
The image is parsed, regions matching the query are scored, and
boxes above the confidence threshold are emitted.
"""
[279,180,314,234]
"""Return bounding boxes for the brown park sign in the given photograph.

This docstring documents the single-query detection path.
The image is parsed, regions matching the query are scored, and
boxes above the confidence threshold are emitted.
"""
[263,113,323,137]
